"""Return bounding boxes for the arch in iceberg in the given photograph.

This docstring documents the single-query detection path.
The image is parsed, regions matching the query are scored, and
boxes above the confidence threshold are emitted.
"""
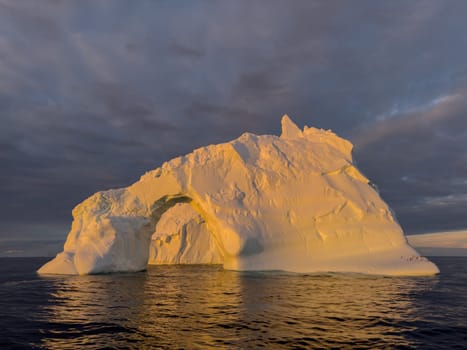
[148,202,224,265]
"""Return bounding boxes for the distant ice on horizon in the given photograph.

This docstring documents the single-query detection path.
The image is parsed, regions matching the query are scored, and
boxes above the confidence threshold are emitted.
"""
[407,230,467,256]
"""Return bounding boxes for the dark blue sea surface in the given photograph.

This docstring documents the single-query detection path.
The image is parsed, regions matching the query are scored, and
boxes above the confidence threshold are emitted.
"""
[1,257,466,349]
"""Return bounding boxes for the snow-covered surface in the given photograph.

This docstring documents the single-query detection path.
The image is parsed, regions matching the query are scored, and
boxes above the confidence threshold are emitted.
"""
[407,230,467,256]
[38,116,439,276]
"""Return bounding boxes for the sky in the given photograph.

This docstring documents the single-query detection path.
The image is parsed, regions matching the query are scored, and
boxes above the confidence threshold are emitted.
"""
[1,0,467,256]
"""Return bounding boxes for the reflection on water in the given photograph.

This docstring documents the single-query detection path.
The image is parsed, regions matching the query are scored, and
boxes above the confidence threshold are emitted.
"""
[36,266,440,349]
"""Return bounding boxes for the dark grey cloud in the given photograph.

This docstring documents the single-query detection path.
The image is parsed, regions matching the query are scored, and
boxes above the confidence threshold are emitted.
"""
[1,0,467,255]
[169,43,205,58]
[352,89,467,233]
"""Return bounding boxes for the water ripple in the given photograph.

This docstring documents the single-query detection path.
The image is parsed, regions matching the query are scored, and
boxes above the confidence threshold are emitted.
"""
[1,257,467,349]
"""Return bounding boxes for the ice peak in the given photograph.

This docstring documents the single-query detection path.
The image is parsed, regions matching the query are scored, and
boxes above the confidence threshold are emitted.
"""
[280,114,303,139]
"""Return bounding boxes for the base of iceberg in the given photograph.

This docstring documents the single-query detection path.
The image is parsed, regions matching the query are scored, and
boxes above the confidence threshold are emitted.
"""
[38,116,439,276]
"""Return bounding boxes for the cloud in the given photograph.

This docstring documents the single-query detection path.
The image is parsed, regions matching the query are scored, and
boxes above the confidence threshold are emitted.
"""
[375,94,461,122]
[1,0,467,244]
[350,89,467,233]
[72,33,117,83]
[352,91,466,147]
[169,43,205,58]
[419,193,467,209]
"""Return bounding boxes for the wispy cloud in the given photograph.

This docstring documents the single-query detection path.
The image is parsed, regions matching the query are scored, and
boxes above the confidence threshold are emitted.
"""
[352,91,466,147]
[375,94,460,121]
[419,193,467,208]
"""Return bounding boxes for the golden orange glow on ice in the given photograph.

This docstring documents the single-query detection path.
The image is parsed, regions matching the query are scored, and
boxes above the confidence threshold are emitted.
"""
[39,117,438,276]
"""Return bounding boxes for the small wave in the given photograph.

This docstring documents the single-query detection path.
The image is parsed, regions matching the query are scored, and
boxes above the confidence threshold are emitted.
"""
[0,257,466,349]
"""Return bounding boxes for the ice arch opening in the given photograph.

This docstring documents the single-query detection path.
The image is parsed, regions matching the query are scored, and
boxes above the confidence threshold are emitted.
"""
[148,202,224,265]
[141,194,226,267]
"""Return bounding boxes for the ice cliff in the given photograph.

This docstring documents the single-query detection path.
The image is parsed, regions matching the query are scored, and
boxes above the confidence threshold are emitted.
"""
[38,116,439,276]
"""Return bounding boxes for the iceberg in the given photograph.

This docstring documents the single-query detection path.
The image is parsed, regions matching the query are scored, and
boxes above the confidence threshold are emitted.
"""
[38,115,439,276]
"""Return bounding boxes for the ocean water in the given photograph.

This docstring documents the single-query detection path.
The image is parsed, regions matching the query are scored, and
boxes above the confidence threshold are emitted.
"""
[1,257,466,349]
